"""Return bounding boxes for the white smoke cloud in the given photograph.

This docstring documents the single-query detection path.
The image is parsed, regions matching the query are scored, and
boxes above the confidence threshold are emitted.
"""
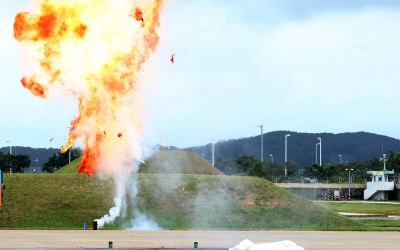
[127,213,161,230]
[96,148,162,230]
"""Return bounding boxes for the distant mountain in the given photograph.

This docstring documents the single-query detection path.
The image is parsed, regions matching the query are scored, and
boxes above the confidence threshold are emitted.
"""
[188,131,400,169]
[0,146,59,170]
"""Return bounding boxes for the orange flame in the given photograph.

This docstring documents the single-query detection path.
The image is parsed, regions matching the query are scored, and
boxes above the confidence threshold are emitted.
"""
[160,136,166,148]
[14,0,167,177]
[134,7,144,22]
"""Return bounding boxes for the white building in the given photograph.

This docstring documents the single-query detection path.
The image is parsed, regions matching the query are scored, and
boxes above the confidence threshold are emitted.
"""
[364,170,394,200]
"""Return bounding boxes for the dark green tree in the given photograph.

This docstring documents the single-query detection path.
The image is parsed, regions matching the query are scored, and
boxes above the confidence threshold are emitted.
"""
[248,160,266,177]
[11,154,31,173]
[0,152,30,173]
[0,151,8,172]
[215,158,240,175]
[235,154,258,173]
[42,147,82,173]
[285,161,299,176]
[387,150,400,172]
[266,162,284,178]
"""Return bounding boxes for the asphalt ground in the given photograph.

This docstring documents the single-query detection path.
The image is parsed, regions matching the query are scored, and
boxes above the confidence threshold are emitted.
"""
[0,230,400,250]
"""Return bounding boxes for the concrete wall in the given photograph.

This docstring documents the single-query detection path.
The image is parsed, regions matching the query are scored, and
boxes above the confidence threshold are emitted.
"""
[275,183,367,200]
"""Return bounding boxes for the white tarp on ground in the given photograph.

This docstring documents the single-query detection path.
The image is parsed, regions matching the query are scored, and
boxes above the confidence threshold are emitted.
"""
[229,239,305,250]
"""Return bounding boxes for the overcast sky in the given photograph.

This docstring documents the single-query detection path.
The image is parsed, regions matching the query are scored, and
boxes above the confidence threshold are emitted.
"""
[1,0,400,150]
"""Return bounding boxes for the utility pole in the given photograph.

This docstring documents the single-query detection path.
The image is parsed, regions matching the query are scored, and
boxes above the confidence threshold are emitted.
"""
[285,134,290,177]
[256,124,263,162]
[317,137,322,166]
[380,154,387,171]
[211,142,215,166]
[6,140,11,173]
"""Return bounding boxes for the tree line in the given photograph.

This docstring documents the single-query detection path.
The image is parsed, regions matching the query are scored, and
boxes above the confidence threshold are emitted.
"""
[0,148,82,173]
[191,131,400,168]
[215,150,400,183]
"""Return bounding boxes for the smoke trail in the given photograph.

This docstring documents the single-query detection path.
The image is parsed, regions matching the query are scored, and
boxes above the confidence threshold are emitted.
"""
[96,144,160,229]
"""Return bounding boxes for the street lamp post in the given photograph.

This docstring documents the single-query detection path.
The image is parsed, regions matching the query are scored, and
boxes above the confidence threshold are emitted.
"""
[380,154,387,170]
[269,154,273,163]
[345,168,353,195]
[315,143,320,163]
[339,154,342,164]
[6,140,12,173]
[285,134,290,176]
[317,137,322,166]
[31,159,39,173]
[211,141,215,167]
[256,124,263,162]
[6,140,11,154]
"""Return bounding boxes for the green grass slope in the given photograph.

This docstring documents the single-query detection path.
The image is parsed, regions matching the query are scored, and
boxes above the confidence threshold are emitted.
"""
[54,157,81,174]
[0,174,367,230]
[138,149,224,175]
[56,149,224,175]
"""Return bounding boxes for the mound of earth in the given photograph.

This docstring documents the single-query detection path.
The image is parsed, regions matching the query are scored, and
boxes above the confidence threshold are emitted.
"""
[138,149,223,175]
[56,149,223,175]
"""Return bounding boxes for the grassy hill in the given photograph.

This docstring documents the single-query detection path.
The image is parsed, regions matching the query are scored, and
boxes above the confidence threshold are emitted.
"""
[56,149,224,175]
[54,157,81,174]
[0,173,366,230]
[138,149,224,175]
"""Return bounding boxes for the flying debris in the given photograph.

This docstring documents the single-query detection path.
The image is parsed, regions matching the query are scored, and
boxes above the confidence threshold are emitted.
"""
[118,133,122,137]
[50,137,54,142]
[134,7,144,22]
[160,136,166,148]
[170,54,175,63]
[100,127,106,136]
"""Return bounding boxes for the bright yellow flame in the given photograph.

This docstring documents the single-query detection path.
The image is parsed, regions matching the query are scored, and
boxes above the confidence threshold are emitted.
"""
[14,0,167,176]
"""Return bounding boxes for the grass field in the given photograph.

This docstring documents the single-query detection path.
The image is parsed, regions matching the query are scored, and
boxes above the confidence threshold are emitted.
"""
[0,174,366,230]
[4,150,393,231]
[317,201,400,216]
[317,201,400,230]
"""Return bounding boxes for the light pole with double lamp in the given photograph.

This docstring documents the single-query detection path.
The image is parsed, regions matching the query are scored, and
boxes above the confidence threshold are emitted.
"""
[31,159,39,173]
[285,134,290,176]
[6,140,12,173]
[6,140,11,154]
[345,168,353,195]
[317,137,322,166]
[256,124,263,162]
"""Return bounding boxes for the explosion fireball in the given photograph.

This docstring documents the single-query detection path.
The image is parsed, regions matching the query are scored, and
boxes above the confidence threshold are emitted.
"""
[13,0,167,177]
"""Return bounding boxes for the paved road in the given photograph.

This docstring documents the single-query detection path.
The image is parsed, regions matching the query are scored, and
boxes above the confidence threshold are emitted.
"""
[1,230,399,249]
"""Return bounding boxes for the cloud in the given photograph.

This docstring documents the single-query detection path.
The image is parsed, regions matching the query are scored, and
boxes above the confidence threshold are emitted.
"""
[142,4,400,147]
